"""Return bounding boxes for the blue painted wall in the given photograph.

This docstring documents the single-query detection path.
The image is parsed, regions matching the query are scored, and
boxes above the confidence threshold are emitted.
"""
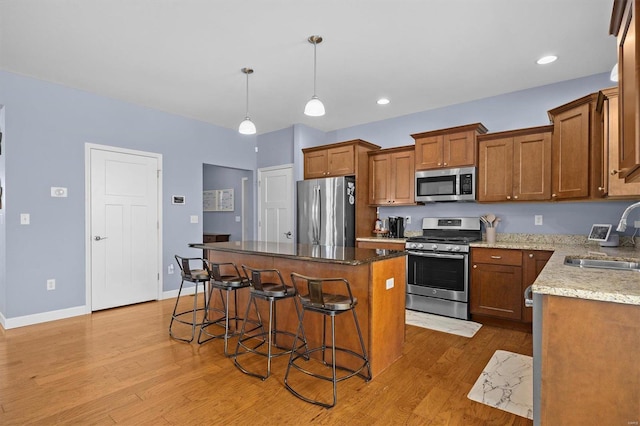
[0,70,256,320]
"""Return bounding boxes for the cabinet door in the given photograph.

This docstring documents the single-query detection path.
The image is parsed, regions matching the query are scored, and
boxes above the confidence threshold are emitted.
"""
[443,131,476,167]
[603,91,640,197]
[514,131,552,201]
[414,135,443,170]
[616,0,640,182]
[390,150,415,204]
[471,263,523,320]
[327,145,355,176]
[552,103,590,200]
[304,149,328,179]
[477,137,513,202]
[369,153,391,205]
[522,250,552,323]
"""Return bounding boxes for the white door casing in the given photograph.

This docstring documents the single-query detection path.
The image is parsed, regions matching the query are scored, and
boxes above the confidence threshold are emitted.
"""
[86,144,162,311]
[258,165,294,243]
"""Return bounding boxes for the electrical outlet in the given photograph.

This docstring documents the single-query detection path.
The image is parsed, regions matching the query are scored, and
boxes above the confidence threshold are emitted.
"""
[385,278,394,290]
[50,187,68,197]
[46,279,56,291]
[405,216,411,225]
[20,213,30,225]
[168,264,174,275]
[190,215,199,224]
[534,215,543,226]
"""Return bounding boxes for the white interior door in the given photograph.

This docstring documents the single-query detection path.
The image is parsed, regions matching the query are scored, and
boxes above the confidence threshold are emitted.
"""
[89,147,160,311]
[258,165,294,243]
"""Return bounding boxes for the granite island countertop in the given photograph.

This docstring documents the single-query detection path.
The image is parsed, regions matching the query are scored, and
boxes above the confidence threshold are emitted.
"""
[190,240,406,266]
[470,237,640,306]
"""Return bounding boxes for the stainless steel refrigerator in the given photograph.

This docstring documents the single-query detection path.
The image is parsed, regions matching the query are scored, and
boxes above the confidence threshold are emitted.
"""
[296,176,356,246]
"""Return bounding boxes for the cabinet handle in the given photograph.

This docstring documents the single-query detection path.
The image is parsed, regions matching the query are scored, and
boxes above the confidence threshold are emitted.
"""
[552,193,557,198]
[513,195,518,199]
[473,265,477,268]
[490,255,502,259]
[437,162,442,166]
[506,195,511,200]
[610,169,619,176]
[443,162,448,166]
[529,253,534,258]
[598,186,605,191]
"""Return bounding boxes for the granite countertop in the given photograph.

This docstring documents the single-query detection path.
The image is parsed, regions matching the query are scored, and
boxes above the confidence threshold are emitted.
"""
[470,234,640,306]
[190,241,406,266]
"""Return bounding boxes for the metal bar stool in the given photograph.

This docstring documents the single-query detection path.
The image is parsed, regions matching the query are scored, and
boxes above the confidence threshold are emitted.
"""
[198,261,263,356]
[169,255,211,343]
[233,266,308,381]
[284,272,371,408]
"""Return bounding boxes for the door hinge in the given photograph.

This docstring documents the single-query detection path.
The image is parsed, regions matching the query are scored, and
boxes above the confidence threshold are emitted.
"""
[158,273,160,280]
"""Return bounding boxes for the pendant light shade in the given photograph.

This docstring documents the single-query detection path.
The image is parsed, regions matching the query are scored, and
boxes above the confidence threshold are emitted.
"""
[305,35,325,117]
[238,67,256,135]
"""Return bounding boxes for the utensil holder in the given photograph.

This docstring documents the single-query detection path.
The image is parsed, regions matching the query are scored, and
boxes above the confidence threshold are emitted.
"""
[486,227,496,244]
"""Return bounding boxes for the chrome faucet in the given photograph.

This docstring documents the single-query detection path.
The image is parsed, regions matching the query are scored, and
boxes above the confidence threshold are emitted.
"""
[616,201,640,232]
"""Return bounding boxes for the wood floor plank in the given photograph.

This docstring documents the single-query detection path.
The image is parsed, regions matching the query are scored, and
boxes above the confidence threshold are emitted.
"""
[0,299,533,425]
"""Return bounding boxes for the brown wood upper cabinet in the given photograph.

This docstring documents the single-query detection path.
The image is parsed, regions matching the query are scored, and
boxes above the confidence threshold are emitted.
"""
[368,146,415,206]
[302,139,381,239]
[611,0,640,183]
[597,87,640,198]
[477,126,553,202]
[548,93,604,200]
[412,123,488,170]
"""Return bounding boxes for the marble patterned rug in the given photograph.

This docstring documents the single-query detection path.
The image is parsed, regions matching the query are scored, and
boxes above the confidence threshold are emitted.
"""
[405,309,482,338]
[467,350,533,420]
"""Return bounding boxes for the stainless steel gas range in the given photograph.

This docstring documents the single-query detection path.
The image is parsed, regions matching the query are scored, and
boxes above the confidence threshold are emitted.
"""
[405,217,481,320]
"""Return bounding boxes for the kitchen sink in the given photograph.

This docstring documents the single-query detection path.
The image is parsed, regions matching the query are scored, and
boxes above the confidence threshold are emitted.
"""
[564,256,640,271]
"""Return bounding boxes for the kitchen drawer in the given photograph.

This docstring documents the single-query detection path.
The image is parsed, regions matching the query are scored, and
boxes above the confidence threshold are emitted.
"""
[471,248,522,266]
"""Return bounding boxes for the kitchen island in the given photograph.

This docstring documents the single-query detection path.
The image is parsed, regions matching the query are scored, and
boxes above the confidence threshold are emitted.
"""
[190,241,407,378]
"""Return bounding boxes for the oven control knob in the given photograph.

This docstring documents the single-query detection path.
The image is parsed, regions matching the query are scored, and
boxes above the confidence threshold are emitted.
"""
[431,244,439,250]
[416,243,423,249]
[451,246,461,252]
[444,245,452,251]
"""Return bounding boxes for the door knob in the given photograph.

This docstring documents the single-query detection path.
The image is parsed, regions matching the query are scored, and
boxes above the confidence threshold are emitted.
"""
[284,231,292,239]
[94,236,108,241]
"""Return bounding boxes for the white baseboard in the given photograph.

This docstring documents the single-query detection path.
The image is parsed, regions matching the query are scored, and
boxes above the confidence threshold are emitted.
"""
[0,287,195,330]
[162,286,197,300]
[1,305,88,330]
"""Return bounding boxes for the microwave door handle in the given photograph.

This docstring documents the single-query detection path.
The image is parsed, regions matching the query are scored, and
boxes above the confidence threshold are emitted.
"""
[408,251,465,260]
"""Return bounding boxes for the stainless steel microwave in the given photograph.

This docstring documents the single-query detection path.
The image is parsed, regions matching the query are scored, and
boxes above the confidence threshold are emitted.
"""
[415,167,476,202]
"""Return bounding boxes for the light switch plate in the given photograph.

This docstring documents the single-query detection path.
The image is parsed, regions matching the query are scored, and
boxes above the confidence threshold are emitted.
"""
[190,215,199,224]
[20,213,30,225]
[534,215,543,226]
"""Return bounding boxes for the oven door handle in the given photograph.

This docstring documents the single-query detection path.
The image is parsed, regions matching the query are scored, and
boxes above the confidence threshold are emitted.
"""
[408,251,465,260]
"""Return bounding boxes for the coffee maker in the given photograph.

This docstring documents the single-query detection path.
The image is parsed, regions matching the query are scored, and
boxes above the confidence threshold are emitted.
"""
[388,216,405,238]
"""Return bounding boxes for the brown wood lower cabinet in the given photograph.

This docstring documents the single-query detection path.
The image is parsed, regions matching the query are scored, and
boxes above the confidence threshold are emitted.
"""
[540,294,640,424]
[471,247,551,328]
[356,240,406,251]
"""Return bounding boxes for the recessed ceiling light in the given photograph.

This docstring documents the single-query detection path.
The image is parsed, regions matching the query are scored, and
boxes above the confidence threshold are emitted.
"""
[377,98,390,105]
[536,55,558,65]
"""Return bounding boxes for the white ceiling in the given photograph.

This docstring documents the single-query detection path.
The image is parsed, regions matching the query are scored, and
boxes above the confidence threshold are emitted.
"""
[0,0,617,135]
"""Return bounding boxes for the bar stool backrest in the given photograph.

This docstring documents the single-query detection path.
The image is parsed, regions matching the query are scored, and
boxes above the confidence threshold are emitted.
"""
[290,273,356,310]
[242,266,291,294]
[175,255,210,281]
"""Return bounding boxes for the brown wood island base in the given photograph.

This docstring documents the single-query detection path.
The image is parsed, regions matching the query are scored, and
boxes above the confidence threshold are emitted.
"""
[190,241,407,378]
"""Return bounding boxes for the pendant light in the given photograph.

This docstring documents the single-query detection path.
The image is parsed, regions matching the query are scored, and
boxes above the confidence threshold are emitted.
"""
[304,35,325,117]
[238,67,256,135]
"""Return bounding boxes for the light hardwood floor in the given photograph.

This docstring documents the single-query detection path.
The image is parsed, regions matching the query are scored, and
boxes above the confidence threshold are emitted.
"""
[0,298,533,425]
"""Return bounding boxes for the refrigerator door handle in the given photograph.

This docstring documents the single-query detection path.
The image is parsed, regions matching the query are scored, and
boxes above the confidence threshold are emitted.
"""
[312,185,320,244]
